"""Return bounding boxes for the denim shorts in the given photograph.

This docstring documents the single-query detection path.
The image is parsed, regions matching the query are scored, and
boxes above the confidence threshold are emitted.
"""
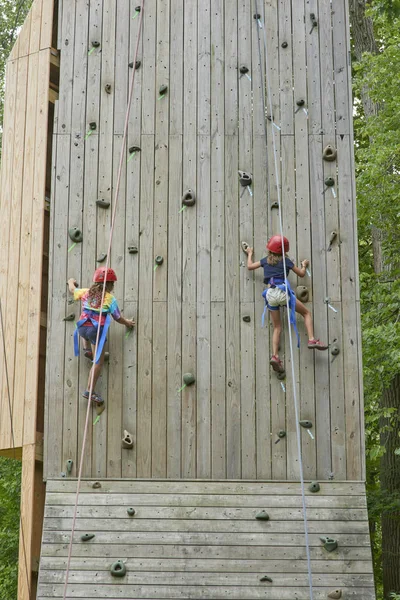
[77,325,105,346]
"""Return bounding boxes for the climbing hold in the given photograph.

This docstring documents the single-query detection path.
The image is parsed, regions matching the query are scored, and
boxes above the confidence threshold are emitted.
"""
[66,459,73,474]
[95,401,106,417]
[105,84,112,94]
[255,510,269,521]
[89,122,97,131]
[155,255,164,266]
[327,230,338,251]
[253,13,261,19]
[310,13,318,33]
[135,60,141,69]
[159,84,168,96]
[183,373,196,386]
[92,481,101,489]
[243,316,251,323]
[182,189,196,207]
[278,430,286,439]
[110,560,127,578]
[328,590,342,599]
[97,253,107,263]
[323,144,337,162]
[324,176,335,187]
[129,145,141,154]
[96,199,110,209]
[281,41,288,48]
[276,371,286,381]
[296,286,309,303]
[104,352,110,362]
[296,99,305,107]
[63,313,75,322]
[68,227,83,243]
[122,430,134,449]
[241,241,250,253]
[127,507,136,516]
[271,201,279,209]
[81,533,95,542]
[320,537,338,552]
[331,344,340,356]
[91,40,100,48]
[260,575,273,583]
[309,481,320,493]
[128,246,138,254]
[300,420,313,429]
[135,5,141,12]
[239,65,249,74]
[238,170,252,187]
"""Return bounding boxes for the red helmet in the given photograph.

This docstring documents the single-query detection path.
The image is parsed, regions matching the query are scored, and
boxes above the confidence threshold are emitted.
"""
[93,267,117,283]
[266,235,289,254]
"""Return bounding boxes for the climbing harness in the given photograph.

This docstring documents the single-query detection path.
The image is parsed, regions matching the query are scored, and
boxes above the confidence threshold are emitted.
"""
[253,1,314,598]
[62,2,145,598]
[261,278,300,348]
[73,310,111,363]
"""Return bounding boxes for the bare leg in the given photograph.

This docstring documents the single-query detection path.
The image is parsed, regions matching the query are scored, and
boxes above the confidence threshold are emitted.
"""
[270,309,282,356]
[295,299,314,340]
[87,345,106,393]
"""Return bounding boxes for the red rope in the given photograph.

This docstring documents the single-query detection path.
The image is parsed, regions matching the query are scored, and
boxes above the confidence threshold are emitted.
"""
[62,2,145,597]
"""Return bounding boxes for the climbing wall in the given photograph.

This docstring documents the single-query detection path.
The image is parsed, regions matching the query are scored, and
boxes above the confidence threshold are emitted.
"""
[37,479,375,599]
[45,0,364,482]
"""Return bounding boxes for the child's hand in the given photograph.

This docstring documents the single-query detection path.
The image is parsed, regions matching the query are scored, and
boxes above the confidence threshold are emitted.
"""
[68,278,78,287]
[125,319,135,329]
[245,246,253,256]
[301,259,309,268]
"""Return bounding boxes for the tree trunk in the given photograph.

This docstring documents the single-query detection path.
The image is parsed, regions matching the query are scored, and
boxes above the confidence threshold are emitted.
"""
[380,374,400,597]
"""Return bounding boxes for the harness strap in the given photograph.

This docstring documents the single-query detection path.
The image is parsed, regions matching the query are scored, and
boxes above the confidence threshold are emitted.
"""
[74,311,112,363]
[261,279,300,348]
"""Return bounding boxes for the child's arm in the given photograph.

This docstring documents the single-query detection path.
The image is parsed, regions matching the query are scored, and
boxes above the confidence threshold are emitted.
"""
[116,315,135,329]
[292,259,309,278]
[67,278,78,294]
[245,247,261,271]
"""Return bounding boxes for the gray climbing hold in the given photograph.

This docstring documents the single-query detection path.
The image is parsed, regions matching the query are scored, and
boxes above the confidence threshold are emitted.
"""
[328,590,342,599]
[81,533,95,542]
[96,199,110,209]
[159,84,168,96]
[129,145,141,154]
[110,560,126,578]
[127,507,136,516]
[122,430,134,449]
[97,253,107,263]
[323,144,337,162]
[320,537,338,552]
[331,344,340,356]
[68,227,83,243]
[309,481,320,493]
[182,189,196,207]
[296,285,309,303]
[255,510,269,521]
[63,313,75,322]
[278,430,286,439]
[92,40,100,48]
[281,41,288,48]
[92,481,101,489]
[243,316,251,323]
[239,65,249,74]
[324,176,335,187]
[238,170,252,187]
[299,420,313,429]
[183,373,196,386]
[155,255,164,266]
[260,575,273,583]
[105,84,112,94]
[128,246,138,254]
[89,122,97,131]
[66,459,73,474]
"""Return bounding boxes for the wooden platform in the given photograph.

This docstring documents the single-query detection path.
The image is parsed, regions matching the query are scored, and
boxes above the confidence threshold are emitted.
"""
[37,479,375,599]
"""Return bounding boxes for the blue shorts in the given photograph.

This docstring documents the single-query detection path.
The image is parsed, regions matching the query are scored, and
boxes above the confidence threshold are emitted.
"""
[77,325,105,346]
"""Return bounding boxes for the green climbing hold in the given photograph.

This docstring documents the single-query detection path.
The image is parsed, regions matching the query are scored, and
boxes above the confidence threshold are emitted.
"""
[300,420,313,429]
[89,122,97,131]
[68,228,83,243]
[66,459,73,474]
[320,537,338,552]
[129,145,141,154]
[63,313,75,322]
[110,560,127,578]
[127,507,136,516]
[155,255,164,266]
[255,510,269,521]
[183,373,196,386]
[260,575,273,583]
[309,481,320,493]
[81,533,95,542]
[331,344,340,356]
[159,84,168,96]
[328,590,342,599]
[278,430,286,439]
[96,199,110,209]
[324,176,335,187]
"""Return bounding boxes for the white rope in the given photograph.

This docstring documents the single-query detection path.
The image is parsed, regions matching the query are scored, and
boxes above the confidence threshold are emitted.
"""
[253,2,314,597]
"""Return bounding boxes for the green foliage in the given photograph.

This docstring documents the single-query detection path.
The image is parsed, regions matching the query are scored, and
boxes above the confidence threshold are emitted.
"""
[0,457,22,600]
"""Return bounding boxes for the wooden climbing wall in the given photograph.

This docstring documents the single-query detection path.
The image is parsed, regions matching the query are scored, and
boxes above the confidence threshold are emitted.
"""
[45,0,364,482]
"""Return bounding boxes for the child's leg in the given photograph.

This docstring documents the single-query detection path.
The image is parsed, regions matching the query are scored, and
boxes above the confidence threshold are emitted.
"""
[295,299,314,340]
[270,309,282,357]
[87,345,106,393]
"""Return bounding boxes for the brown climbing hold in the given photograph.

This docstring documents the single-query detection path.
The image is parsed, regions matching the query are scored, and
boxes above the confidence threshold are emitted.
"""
[63,313,75,322]
[122,430,134,449]
[243,316,251,323]
[89,122,97,131]
[159,84,168,96]
[278,430,286,438]
[328,590,342,599]
[95,402,106,417]
[92,40,100,48]
[92,481,101,489]
[331,344,340,356]
[135,60,141,70]
[239,65,249,74]
[296,286,309,303]
[129,145,141,154]
[96,199,110,209]
[183,373,196,386]
[105,84,112,94]
[260,575,273,583]
[271,201,279,209]
[182,189,196,207]
[128,246,138,254]
[323,144,337,162]
[276,371,286,381]
[281,41,288,48]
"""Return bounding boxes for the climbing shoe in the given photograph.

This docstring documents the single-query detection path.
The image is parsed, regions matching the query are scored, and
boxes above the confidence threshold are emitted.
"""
[84,349,93,360]
[270,355,285,373]
[307,339,328,351]
[82,391,104,405]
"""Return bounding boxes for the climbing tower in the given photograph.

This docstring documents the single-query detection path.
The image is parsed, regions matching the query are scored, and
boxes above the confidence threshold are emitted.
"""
[0,0,375,598]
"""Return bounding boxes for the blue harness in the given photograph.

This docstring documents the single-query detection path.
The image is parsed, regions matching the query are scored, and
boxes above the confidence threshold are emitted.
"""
[74,309,112,363]
[261,278,300,348]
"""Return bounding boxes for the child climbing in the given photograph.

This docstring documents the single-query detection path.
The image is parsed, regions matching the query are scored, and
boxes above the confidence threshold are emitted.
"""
[67,267,135,404]
[243,235,327,374]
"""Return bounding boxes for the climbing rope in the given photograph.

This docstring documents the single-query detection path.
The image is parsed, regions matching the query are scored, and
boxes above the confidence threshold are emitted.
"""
[62,2,145,597]
[253,2,315,597]
[0,298,31,599]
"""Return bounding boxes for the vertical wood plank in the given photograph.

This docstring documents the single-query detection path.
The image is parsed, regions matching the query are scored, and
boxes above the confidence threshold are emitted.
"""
[278,0,294,135]
[151,302,167,477]
[332,0,351,135]
[169,0,183,135]
[141,0,156,135]
[122,300,138,478]
[240,302,256,478]
[211,302,226,478]
[114,0,130,135]
[40,0,55,49]
[319,0,335,136]
[29,0,43,55]
[305,0,322,135]
[56,0,75,134]
[18,9,32,59]
[18,444,35,599]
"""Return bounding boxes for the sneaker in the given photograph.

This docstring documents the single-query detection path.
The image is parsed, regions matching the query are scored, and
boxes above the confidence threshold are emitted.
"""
[84,349,93,360]
[270,355,285,373]
[308,339,328,351]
